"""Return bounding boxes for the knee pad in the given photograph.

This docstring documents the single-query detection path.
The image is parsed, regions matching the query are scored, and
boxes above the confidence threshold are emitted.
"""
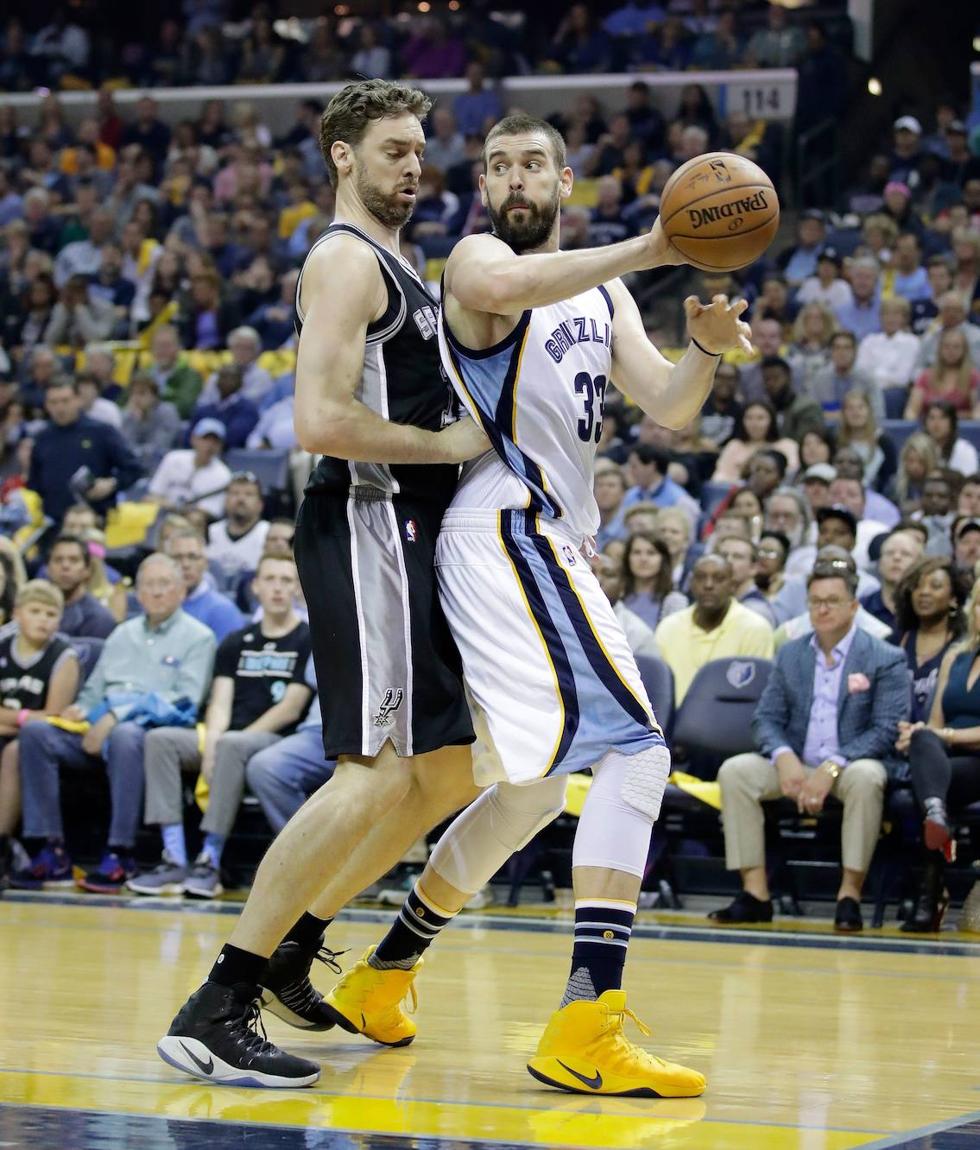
[428,775,567,895]
[619,743,672,820]
[572,747,671,877]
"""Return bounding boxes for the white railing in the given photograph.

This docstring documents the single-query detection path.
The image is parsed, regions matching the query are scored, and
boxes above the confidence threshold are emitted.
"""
[0,69,797,133]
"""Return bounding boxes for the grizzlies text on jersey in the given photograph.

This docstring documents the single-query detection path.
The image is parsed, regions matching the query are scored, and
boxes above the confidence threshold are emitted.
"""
[439,284,615,541]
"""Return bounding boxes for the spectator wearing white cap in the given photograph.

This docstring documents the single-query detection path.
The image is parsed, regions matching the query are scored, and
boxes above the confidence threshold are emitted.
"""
[890,115,924,189]
[147,418,232,519]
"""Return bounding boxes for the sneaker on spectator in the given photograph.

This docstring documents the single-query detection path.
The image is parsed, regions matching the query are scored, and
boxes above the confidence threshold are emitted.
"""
[183,853,224,899]
[9,842,75,890]
[78,851,137,894]
[127,852,190,896]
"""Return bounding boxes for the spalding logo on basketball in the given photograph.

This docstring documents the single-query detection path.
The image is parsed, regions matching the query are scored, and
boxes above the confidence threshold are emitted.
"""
[659,152,780,273]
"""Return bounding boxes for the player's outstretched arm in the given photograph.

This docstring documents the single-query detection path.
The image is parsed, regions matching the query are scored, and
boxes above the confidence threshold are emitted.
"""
[446,220,683,318]
[294,237,488,464]
[606,280,751,430]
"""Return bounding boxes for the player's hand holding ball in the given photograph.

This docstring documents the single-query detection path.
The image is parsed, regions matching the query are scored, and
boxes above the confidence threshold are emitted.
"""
[685,294,752,355]
[644,217,687,268]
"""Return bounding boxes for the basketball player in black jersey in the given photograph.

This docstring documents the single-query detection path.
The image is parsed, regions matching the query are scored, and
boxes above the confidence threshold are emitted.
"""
[158,80,490,1087]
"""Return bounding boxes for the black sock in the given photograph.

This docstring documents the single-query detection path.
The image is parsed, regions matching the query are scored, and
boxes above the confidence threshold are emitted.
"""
[283,911,333,949]
[209,943,269,989]
[561,900,636,1007]
[370,881,457,970]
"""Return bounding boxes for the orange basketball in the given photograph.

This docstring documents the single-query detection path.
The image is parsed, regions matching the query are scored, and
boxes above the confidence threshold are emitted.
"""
[659,151,780,272]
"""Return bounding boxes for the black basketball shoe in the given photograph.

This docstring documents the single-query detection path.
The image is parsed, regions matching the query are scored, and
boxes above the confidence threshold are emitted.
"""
[158,980,320,1088]
[260,939,347,1030]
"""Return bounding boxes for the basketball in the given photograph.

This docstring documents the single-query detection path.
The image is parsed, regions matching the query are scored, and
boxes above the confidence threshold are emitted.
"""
[659,151,780,272]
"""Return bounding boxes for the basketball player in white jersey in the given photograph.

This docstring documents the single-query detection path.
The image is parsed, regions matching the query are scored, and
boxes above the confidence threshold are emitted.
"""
[321,115,751,1097]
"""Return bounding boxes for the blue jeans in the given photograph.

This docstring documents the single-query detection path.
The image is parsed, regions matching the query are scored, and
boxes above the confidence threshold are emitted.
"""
[19,720,148,848]
[244,728,335,834]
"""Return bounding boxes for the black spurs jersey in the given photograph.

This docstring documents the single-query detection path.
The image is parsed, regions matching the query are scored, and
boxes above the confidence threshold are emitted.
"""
[295,221,459,505]
[0,633,76,714]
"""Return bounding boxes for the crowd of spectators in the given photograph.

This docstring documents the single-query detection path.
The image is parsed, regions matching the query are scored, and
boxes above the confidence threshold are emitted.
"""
[0,3,851,90]
[0,3,978,923]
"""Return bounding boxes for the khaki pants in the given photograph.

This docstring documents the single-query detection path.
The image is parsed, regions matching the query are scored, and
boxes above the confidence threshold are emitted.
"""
[717,753,887,875]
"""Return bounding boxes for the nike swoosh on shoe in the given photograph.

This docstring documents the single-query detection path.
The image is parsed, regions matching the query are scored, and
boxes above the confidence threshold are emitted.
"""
[180,1042,214,1075]
[556,1059,603,1090]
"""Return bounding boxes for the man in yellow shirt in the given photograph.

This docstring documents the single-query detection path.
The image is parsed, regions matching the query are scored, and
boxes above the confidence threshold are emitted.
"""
[654,554,775,703]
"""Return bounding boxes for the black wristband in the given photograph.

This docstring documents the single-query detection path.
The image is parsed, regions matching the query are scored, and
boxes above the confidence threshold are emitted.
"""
[690,335,721,357]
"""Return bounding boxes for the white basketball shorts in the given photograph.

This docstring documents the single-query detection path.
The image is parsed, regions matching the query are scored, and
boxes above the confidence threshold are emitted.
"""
[436,507,666,786]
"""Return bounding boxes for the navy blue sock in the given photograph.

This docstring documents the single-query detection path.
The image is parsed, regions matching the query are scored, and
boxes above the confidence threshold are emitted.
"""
[370,882,457,970]
[561,899,636,1007]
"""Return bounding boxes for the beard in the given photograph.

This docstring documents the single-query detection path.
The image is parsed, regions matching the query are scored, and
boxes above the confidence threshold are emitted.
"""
[356,168,415,230]
[487,187,560,252]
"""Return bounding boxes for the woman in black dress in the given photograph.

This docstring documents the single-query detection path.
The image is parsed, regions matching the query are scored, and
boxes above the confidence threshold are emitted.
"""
[897,576,980,931]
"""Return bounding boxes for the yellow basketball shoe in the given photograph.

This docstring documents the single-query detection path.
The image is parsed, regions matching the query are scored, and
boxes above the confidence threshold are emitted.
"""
[526,990,706,1098]
[324,945,420,1047]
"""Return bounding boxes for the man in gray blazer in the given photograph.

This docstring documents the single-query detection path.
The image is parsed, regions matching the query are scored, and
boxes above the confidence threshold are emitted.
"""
[709,556,909,931]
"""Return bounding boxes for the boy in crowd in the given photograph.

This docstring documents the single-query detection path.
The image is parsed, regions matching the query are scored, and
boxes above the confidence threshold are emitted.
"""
[0,581,81,887]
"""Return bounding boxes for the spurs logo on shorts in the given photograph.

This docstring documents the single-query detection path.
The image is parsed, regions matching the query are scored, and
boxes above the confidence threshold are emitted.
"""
[374,687,405,727]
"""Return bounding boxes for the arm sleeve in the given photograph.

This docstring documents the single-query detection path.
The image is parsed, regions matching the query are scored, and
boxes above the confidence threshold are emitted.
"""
[213,631,240,680]
[752,652,794,758]
[74,636,113,714]
[170,631,217,710]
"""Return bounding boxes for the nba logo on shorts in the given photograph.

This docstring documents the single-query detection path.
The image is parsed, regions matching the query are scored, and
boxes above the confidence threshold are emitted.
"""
[404,519,418,543]
[561,544,577,566]
[374,687,404,727]
[413,306,437,340]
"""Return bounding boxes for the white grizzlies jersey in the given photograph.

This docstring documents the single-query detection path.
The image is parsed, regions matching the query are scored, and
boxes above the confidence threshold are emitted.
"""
[438,285,614,539]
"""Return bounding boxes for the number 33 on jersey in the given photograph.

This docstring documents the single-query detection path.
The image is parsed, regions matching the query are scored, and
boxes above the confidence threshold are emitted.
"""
[439,285,615,541]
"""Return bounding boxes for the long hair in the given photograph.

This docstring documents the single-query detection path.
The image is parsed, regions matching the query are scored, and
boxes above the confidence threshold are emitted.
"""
[895,431,940,504]
[792,300,837,347]
[894,555,965,638]
[925,329,975,407]
[965,577,980,650]
[924,398,960,457]
[728,400,778,445]
[319,80,431,186]
[836,389,879,448]
[621,531,674,600]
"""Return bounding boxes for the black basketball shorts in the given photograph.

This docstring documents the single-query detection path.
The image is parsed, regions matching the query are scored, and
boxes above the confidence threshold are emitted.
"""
[294,488,475,760]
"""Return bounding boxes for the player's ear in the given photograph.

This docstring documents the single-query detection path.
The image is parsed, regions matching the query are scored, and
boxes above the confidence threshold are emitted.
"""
[331,140,352,177]
[559,166,574,201]
[478,172,488,208]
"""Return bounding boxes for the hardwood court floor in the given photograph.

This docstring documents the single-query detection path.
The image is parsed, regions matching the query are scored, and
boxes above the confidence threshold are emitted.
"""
[2,895,980,1150]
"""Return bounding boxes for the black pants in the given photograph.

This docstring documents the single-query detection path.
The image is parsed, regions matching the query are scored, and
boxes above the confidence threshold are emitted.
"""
[907,728,980,812]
